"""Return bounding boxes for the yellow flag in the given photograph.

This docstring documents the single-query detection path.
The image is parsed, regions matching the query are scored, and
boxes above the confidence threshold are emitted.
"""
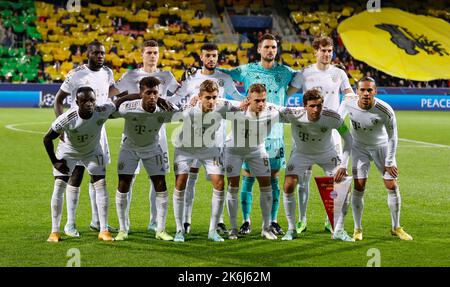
[337,8,450,81]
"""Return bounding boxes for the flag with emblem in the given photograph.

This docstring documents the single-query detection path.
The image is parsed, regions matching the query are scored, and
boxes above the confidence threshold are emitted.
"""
[315,176,352,230]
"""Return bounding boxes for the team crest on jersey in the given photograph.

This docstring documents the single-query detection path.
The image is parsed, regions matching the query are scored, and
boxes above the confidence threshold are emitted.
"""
[118,162,125,170]
[371,118,379,125]
[275,74,281,82]
[332,74,340,83]
[321,127,328,133]
[132,117,138,121]
[218,79,225,87]
[226,165,233,173]
[95,106,107,112]
[157,116,164,123]
[287,164,294,171]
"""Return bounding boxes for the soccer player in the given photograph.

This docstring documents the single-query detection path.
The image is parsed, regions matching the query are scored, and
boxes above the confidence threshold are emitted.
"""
[287,36,356,235]
[114,40,180,233]
[278,89,354,242]
[225,83,281,240]
[171,43,245,235]
[338,77,413,241]
[113,77,177,241]
[171,80,241,242]
[54,40,120,237]
[44,87,130,242]
[219,33,296,235]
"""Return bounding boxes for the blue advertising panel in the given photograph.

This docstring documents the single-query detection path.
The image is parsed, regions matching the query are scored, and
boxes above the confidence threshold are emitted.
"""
[0,91,41,107]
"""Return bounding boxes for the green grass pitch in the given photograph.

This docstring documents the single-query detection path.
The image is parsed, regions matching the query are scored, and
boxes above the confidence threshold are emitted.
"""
[0,108,449,267]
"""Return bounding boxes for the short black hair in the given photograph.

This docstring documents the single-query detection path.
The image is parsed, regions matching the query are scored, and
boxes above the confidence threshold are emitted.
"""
[201,43,218,51]
[303,89,323,106]
[139,76,161,90]
[358,76,377,86]
[87,40,103,51]
[76,86,95,99]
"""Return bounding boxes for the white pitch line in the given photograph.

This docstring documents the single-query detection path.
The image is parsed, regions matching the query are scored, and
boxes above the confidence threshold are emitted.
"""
[4,122,47,135]
[398,138,450,148]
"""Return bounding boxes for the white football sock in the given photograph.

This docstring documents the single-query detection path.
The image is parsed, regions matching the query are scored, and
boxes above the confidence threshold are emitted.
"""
[334,192,350,232]
[297,170,311,222]
[226,186,239,230]
[125,176,135,231]
[283,192,296,231]
[149,184,157,226]
[209,189,224,233]
[89,182,99,226]
[51,179,67,233]
[184,172,198,224]
[65,184,80,226]
[259,185,273,230]
[156,191,169,233]
[93,179,109,232]
[173,188,185,233]
[352,189,365,229]
[387,188,401,229]
[115,190,128,232]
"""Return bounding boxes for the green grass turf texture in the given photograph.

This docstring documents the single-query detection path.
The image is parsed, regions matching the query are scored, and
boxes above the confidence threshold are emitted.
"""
[0,109,449,267]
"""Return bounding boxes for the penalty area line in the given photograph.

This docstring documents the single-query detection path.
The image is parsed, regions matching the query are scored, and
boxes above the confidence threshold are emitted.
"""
[398,138,450,148]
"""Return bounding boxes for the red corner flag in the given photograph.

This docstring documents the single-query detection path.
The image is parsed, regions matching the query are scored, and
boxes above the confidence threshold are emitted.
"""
[314,176,352,230]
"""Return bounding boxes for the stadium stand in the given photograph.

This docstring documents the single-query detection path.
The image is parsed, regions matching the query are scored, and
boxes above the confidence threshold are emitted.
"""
[0,0,447,87]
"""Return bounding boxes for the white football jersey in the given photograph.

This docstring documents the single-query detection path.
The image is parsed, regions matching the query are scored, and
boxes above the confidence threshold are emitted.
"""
[279,107,344,155]
[115,99,175,152]
[174,99,241,154]
[225,106,280,154]
[115,68,180,99]
[61,64,115,106]
[171,69,244,106]
[51,101,116,156]
[339,97,397,165]
[291,64,352,111]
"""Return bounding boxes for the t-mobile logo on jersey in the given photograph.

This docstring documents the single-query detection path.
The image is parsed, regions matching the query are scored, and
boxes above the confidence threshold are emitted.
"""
[367,0,381,12]
[66,0,81,13]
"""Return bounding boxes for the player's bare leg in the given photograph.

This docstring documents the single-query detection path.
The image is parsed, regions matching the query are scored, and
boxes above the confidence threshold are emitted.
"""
[282,175,298,241]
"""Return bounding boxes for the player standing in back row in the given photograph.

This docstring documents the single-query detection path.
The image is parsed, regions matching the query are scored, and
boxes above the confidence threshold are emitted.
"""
[338,77,412,241]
